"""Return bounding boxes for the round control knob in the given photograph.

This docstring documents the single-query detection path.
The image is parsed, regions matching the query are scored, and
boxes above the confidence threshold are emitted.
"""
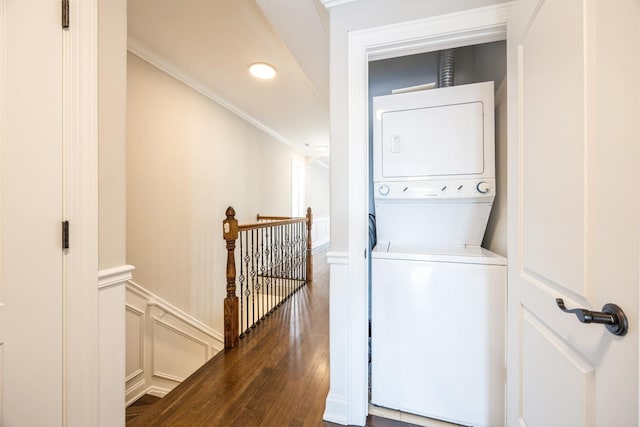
[378,185,390,196]
[476,181,490,194]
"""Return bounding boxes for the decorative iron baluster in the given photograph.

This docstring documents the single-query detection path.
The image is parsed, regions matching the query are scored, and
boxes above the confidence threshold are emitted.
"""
[250,229,257,329]
[306,207,313,285]
[243,231,252,336]
[265,226,273,316]
[260,227,266,321]
[223,207,313,347]
[298,222,303,288]
[239,231,245,338]
[286,223,291,299]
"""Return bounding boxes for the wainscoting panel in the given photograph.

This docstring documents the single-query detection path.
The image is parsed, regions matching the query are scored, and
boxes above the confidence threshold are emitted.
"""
[125,305,144,381]
[312,216,330,248]
[125,281,224,405]
[150,305,212,382]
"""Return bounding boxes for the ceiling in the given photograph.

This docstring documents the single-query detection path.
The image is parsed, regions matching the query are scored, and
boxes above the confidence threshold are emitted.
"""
[127,0,331,157]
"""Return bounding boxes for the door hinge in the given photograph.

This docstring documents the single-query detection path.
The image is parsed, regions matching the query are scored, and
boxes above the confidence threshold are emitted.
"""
[62,221,70,250]
[62,0,69,30]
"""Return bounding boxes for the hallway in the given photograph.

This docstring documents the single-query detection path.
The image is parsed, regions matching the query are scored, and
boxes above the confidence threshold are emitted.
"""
[127,247,416,426]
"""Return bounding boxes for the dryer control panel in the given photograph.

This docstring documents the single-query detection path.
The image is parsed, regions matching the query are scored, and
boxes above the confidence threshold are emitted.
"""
[374,178,495,200]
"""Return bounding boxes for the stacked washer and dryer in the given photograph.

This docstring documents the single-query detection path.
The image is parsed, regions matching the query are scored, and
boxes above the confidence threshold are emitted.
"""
[370,81,506,427]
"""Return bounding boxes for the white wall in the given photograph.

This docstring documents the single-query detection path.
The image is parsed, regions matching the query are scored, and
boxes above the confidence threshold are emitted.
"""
[127,52,305,334]
[99,0,127,270]
[305,159,330,247]
[483,78,507,256]
[98,0,127,424]
[305,160,330,218]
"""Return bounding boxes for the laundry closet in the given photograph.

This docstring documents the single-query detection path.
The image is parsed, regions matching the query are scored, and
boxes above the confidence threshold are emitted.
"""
[367,42,507,427]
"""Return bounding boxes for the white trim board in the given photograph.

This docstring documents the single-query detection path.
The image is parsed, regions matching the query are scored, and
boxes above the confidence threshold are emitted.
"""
[65,0,100,424]
[98,264,134,289]
[126,281,224,344]
[98,265,131,427]
[328,2,515,425]
[319,0,357,9]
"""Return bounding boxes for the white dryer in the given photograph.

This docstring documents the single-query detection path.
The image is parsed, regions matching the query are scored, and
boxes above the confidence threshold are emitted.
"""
[370,82,506,427]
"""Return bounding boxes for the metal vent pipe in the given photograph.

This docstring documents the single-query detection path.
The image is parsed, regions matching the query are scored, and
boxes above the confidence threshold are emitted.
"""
[438,49,455,87]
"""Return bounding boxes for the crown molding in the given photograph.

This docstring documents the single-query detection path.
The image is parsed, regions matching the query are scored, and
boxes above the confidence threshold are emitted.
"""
[319,0,358,9]
[127,37,308,156]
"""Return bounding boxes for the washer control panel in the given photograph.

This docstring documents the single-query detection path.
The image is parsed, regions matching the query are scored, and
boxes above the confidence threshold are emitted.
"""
[375,178,495,199]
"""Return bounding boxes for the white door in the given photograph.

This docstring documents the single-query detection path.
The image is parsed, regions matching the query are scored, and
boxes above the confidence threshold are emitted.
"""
[0,1,64,424]
[507,0,639,426]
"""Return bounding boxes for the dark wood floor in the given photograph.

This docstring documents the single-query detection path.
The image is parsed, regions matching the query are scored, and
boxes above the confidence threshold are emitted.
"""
[127,247,417,427]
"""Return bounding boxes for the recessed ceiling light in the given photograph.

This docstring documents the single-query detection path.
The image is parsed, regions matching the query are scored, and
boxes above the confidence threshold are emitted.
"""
[249,62,276,80]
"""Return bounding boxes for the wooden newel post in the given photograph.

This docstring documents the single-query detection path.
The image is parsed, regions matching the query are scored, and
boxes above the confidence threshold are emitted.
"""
[306,207,313,285]
[223,206,239,348]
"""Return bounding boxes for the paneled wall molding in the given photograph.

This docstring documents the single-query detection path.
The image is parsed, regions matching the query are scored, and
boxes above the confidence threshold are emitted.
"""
[125,281,223,405]
[127,281,224,344]
[98,264,135,289]
[312,216,331,249]
[125,304,144,383]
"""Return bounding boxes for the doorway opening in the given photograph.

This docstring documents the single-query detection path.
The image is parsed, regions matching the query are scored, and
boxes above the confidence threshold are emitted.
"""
[366,42,507,424]
[336,4,513,422]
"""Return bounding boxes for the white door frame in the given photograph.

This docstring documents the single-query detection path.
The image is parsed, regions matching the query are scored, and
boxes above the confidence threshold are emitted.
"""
[341,3,513,424]
[63,0,100,424]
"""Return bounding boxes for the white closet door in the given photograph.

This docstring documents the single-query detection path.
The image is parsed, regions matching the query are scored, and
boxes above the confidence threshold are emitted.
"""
[0,0,64,424]
[507,0,639,425]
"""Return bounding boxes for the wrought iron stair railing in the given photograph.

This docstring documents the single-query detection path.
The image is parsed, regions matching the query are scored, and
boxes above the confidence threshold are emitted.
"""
[222,206,313,348]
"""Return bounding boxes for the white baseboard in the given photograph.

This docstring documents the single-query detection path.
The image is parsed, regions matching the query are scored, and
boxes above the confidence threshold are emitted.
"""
[146,385,173,399]
[323,254,352,425]
[125,281,224,405]
[323,392,350,425]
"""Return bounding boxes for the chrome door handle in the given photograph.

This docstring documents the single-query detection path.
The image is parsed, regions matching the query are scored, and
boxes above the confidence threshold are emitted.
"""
[556,298,628,336]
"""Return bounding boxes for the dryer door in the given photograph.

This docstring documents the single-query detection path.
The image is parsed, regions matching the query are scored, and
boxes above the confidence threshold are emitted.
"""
[380,101,484,178]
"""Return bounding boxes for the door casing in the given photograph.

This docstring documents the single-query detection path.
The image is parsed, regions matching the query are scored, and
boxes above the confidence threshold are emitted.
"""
[334,2,515,424]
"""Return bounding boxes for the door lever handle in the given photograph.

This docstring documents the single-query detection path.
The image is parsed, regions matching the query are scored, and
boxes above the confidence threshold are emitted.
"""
[556,298,628,336]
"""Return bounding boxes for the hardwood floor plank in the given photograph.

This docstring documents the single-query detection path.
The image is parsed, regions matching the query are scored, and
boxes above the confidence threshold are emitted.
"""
[127,247,416,426]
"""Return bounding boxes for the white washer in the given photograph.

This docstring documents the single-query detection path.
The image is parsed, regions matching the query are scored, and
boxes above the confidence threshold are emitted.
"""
[371,244,505,427]
[370,82,505,426]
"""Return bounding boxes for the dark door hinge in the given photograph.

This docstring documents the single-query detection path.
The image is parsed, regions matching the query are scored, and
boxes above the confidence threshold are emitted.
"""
[62,0,69,30]
[62,221,70,250]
